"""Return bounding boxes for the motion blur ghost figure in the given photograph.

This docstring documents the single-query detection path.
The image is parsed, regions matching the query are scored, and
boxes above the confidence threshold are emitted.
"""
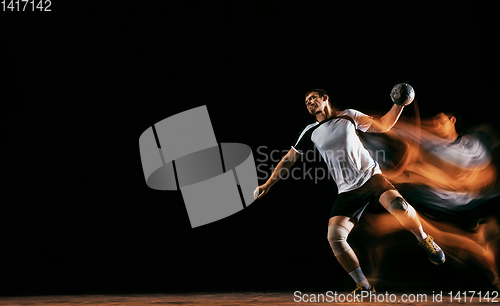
[358,111,500,289]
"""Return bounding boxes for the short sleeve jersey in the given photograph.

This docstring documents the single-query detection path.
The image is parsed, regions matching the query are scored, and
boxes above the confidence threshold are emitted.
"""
[292,109,382,193]
[426,134,491,170]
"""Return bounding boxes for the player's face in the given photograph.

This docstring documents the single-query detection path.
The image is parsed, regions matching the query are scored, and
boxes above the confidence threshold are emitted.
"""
[305,92,328,115]
[432,113,456,138]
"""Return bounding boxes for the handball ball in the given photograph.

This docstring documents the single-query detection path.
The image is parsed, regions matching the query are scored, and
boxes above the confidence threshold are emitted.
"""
[390,83,415,106]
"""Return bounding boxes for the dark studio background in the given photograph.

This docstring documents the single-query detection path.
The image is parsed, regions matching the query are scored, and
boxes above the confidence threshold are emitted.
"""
[0,0,498,296]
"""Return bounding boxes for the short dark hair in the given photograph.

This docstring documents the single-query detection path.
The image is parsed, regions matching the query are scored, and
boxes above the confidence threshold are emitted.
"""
[305,89,329,99]
[433,110,463,133]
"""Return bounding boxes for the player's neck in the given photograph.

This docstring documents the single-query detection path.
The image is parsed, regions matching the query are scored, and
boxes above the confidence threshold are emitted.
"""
[444,131,459,143]
[316,107,338,122]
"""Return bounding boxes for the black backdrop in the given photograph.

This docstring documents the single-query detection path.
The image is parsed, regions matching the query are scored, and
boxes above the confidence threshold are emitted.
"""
[1,0,498,296]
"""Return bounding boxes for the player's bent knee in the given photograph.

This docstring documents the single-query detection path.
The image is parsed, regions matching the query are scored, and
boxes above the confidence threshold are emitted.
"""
[387,196,417,220]
[327,224,352,256]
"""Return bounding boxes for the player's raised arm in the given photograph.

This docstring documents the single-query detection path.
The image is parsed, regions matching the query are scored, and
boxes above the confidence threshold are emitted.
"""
[367,104,404,133]
[367,83,415,133]
[253,148,300,199]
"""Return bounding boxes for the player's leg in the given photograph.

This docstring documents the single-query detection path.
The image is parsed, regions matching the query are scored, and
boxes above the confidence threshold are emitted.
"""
[327,216,374,291]
[379,189,445,265]
[379,189,425,240]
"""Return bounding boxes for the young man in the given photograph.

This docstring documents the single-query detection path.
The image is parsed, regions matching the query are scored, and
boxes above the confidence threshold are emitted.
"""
[430,112,460,142]
[254,89,445,293]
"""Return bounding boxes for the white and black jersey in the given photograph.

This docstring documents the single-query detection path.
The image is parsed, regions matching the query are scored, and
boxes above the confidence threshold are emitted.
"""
[292,109,382,194]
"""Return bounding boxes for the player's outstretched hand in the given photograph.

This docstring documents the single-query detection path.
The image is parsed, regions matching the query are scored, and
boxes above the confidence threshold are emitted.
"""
[254,184,271,199]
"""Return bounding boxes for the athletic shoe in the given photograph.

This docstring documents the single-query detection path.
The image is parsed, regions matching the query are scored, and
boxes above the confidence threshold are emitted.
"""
[351,283,376,295]
[419,235,445,265]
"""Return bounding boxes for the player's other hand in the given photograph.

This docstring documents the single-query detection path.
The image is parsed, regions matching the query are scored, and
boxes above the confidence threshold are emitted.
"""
[254,184,271,199]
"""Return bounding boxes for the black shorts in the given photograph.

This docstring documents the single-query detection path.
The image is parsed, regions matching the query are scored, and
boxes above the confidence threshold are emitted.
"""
[329,174,396,221]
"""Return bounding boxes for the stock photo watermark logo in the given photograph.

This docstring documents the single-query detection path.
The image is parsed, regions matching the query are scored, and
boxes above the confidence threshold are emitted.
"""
[255,146,387,184]
[139,106,258,228]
